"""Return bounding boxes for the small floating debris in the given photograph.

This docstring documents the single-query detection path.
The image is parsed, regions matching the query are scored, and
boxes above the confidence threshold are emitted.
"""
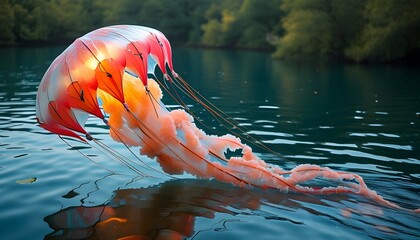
[16,177,37,184]
[62,190,79,199]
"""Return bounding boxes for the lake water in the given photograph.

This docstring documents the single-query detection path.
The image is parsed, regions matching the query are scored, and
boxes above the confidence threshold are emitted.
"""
[0,46,419,239]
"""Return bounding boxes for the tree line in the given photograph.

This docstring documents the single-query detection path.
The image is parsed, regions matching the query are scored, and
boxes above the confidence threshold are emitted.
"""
[1,0,419,63]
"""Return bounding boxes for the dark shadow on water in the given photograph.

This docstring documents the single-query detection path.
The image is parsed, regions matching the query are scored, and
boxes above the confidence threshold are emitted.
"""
[44,179,351,240]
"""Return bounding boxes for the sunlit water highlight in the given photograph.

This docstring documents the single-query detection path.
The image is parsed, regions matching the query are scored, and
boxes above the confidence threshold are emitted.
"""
[0,47,419,239]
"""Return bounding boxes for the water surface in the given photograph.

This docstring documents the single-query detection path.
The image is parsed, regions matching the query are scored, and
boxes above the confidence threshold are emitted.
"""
[0,47,419,239]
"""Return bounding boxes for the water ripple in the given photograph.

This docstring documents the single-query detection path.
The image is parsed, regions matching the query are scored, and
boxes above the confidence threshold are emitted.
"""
[363,142,412,151]
[313,148,418,165]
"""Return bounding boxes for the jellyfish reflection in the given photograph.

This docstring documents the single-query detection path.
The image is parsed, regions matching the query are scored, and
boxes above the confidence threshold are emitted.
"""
[45,179,344,240]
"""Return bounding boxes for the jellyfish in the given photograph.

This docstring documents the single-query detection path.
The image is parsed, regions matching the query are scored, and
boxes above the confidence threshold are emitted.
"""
[36,25,418,212]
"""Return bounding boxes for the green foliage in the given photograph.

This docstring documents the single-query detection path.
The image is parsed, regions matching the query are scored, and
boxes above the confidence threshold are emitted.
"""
[273,0,334,58]
[91,0,207,45]
[200,0,242,47]
[200,0,283,49]
[6,0,92,44]
[273,0,364,59]
[345,0,420,62]
[273,0,419,62]
[0,0,418,62]
[0,0,15,45]
[12,0,49,41]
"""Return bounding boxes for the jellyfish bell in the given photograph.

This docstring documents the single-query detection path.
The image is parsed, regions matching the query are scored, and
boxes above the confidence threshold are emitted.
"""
[36,25,419,213]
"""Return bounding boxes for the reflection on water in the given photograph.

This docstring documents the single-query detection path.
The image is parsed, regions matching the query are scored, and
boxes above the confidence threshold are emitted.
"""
[44,179,391,240]
[0,47,419,240]
[46,180,267,239]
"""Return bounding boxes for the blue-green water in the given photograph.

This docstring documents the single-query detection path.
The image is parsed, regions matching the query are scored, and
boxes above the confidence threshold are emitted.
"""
[0,47,419,239]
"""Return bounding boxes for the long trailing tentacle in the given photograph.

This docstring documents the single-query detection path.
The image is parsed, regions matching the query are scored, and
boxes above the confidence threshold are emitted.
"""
[59,136,116,174]
[172,74,286,159]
